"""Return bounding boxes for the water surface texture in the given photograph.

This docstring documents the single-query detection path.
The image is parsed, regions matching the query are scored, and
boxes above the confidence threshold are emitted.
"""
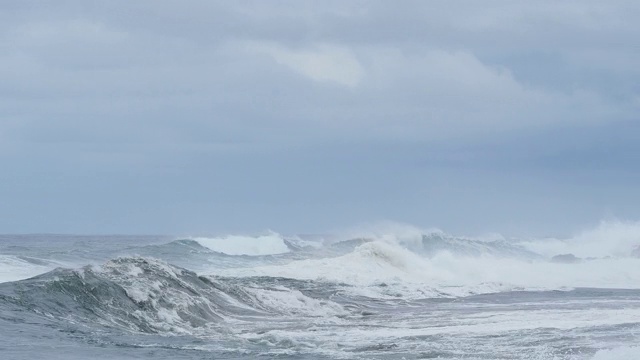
[1,230,639,359]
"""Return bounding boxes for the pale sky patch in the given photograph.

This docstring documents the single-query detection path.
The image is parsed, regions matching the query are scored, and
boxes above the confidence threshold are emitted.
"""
[248,42,365,88]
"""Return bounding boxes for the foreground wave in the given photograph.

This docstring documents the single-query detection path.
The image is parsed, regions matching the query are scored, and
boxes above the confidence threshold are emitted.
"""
[0,257,348,335]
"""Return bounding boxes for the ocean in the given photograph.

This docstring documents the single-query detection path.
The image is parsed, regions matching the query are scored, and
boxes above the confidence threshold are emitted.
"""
[1,225,639,359]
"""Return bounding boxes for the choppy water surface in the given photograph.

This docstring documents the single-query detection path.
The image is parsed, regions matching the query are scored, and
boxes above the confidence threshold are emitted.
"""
[1,226,640,359]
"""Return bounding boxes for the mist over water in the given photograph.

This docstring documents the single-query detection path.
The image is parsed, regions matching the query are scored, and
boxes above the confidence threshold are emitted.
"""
[1,221,640,359]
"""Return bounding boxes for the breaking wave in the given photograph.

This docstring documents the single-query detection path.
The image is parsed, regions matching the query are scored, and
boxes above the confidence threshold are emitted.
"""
[0,257,347,335]
[521,220,640,258]
[210,238,640,299]
[188,231,293,256]
[4,220,640,300]
[3,222,640,358]
[0,254,60,283]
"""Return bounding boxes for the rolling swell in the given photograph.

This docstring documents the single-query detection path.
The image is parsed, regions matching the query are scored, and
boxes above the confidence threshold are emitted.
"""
[0,257,347,335]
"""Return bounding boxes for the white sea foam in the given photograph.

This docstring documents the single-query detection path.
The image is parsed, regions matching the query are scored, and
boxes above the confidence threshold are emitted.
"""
[244,288,347,318]
[0,255,56,283]
[329,221,442,250]
[592,346,640,360]
[191,231,290,256]
[207,238,640,299]
[4,230,640,358]
[237,304,640,358]
[521,220,640,258]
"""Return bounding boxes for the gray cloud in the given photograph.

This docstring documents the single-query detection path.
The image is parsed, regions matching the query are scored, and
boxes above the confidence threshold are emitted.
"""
[2,1,637,143]
[1,1,639,234]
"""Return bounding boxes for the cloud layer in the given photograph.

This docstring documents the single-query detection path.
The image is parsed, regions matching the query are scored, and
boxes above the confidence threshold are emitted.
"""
[1,1,639,234]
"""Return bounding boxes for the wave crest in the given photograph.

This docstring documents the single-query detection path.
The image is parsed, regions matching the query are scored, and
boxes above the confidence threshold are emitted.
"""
[189,232,292,256]
[0,256,346,334]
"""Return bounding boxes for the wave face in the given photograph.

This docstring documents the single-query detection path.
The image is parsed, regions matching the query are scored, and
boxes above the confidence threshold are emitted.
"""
[0,257,346,336]
[2,224,640,359]
[0,254,58,283]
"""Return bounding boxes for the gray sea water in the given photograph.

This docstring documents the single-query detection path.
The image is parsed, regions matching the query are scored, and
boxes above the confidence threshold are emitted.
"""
[1,232,639,359]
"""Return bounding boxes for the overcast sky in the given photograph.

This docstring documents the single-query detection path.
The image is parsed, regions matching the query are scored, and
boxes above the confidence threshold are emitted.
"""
[1,1,639,236]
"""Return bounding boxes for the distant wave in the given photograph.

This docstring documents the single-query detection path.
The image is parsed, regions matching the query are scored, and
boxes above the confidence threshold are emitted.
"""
[520,220,640,258]
[188,232,292,256]
[0,254,60,283]
[208,237,640,299]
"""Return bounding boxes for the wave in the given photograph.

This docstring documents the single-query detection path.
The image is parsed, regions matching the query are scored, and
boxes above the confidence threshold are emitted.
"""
[208,238,640,299]
[332,220,640,260]
[4,220,640,328]
[325,222,539,259]
[0,254,60,283]
[167,220,640,263]
[521,220,640,259]
[3,225,640,358]
[592,346,640,360]
[0,257,347,335]
[188,231,294,256]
